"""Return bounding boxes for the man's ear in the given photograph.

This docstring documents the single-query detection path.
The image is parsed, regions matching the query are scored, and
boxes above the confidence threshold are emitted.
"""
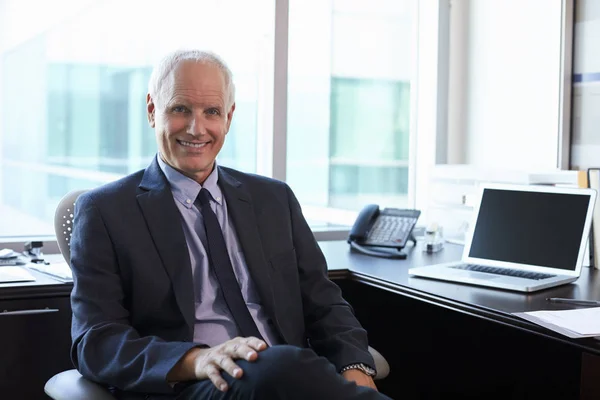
[147,93,156,128]
[225,102,236,132]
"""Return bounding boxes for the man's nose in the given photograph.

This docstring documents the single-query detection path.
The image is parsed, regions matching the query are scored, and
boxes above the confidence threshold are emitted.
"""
[188,113,207,136]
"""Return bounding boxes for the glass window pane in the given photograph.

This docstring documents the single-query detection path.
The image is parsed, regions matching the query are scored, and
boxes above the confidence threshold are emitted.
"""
[286,0,416,224]
[0,0,274,238]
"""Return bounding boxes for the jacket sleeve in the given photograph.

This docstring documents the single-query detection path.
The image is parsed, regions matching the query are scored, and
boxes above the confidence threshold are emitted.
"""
[70,192,197,393]
[284,184,376,372]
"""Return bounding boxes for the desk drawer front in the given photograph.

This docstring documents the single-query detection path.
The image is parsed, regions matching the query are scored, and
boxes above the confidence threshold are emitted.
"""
[0,296,73,400]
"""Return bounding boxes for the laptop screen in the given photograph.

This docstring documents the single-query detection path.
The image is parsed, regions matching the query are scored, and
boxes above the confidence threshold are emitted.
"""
[468,188,591,271]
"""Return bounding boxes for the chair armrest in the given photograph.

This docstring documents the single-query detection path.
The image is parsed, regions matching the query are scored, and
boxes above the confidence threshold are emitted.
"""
[44,369,116,400]
[368,346,390,380]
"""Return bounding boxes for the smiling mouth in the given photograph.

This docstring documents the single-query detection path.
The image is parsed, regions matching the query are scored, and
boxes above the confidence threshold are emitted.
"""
[178,139,209,148]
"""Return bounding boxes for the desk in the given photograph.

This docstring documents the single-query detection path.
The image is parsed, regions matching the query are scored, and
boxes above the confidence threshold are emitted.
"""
[321,240,600,399]
[0,270,73,399]
[2,243,600,399]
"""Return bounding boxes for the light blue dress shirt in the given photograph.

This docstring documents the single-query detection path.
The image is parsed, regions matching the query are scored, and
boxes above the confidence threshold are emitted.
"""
[157,156,280,347]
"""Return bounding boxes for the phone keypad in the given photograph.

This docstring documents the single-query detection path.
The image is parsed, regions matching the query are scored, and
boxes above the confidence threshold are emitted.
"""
[368,216,414,244]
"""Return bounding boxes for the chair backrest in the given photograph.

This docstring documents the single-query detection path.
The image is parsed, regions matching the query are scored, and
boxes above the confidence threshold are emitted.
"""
[54,190,88,267]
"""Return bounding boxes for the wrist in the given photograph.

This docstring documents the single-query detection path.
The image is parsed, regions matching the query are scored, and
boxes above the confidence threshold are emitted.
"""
[167,347,205,382]
[340,363,376,378]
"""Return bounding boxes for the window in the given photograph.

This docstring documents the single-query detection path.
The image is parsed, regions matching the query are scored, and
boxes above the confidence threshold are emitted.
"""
[328,77,411,208]
[286,0,416,226]
[0,0,274,237]
[0,0,424,241]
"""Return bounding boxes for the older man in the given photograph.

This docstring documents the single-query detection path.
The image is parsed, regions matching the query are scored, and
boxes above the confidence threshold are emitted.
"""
[70,49,391,400]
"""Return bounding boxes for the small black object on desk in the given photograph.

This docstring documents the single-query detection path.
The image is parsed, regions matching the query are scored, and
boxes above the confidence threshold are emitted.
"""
[24,241,44,263]
[546,297,600,307]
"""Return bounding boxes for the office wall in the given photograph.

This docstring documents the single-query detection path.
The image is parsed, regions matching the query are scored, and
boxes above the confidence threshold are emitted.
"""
[571,0,600,169]
[452,0,564,170]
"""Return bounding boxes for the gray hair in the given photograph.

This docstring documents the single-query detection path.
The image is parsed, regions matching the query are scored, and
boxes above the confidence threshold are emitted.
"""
[147,49,235,108]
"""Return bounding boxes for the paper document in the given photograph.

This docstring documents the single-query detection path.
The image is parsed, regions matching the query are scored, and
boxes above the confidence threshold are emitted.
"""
[0,266,36,283]
[28,262,73,282]
[514,307,600,338]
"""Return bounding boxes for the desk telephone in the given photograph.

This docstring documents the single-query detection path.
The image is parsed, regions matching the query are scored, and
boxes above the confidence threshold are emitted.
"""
[348,205,420,259]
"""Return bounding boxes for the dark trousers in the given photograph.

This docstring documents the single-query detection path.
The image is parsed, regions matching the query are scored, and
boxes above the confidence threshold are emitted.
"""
[174,345,392,400]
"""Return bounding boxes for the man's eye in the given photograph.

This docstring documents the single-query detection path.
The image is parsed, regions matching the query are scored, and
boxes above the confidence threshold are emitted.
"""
[172,106,188,113]
[206,108,221,116]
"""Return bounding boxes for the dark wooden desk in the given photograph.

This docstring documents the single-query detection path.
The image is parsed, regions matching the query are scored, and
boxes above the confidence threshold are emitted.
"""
[3,242,600,399]
[321,240,600,399]
[0,270,73,399]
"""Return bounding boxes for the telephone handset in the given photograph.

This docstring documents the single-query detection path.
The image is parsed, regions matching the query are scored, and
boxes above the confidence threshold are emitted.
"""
[348,205,420,259]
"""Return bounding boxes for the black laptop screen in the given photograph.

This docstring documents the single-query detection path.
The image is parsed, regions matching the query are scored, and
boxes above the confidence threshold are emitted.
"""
[468,188,591,270]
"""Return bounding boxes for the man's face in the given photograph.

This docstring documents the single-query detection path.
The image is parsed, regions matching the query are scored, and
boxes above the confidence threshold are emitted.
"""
[147,61,235,184]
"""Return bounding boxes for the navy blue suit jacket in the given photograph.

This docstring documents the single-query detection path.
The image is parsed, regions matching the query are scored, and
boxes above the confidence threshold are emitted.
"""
[70,157,373,397]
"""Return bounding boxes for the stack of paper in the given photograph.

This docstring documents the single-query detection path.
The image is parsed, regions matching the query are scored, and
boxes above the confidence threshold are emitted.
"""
[0,266,36,283]
[514,307,600,338]
[28,262,73,282]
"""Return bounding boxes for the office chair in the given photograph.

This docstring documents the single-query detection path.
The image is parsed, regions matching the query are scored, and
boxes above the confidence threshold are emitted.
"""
[45,190,390,400]
[45,189,116,399]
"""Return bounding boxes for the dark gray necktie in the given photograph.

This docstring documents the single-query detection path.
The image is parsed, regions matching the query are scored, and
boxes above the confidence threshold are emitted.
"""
[196,188,263,339]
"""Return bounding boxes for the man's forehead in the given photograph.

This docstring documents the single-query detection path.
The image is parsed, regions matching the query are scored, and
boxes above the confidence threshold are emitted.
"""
[170,61,225,86]
[167,89,225,107]
[161,61,226,98]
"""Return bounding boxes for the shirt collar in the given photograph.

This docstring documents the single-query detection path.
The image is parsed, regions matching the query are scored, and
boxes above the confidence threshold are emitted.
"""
[157,154,223,208]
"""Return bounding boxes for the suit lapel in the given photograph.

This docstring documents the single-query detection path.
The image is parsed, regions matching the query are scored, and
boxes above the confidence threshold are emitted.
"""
[218,167,277,323]
[137,158,195,333]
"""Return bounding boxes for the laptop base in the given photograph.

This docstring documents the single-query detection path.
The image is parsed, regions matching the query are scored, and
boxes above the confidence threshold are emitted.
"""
[409,262,578,293]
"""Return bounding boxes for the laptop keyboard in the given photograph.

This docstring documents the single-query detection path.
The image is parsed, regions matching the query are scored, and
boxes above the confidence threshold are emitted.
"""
[451,264,556,280]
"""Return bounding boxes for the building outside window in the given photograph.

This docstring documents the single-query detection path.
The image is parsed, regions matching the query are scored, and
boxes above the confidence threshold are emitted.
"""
[0,0,274,237]
[0,0,417,239]
[287,0,415,226]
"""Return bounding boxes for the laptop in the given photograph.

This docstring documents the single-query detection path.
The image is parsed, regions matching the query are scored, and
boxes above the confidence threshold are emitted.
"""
[409,182,597,292]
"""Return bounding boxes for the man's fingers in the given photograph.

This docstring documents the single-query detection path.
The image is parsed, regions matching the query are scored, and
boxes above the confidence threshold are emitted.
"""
[244,336,267,351]
[223,343,256,361]
[206,363,228,392]
[242,337,266,361]
[224,337,266,361]
[217,356,244,379]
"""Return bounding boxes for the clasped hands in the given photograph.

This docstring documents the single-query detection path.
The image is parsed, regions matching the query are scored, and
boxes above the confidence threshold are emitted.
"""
[170,336,377,392]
